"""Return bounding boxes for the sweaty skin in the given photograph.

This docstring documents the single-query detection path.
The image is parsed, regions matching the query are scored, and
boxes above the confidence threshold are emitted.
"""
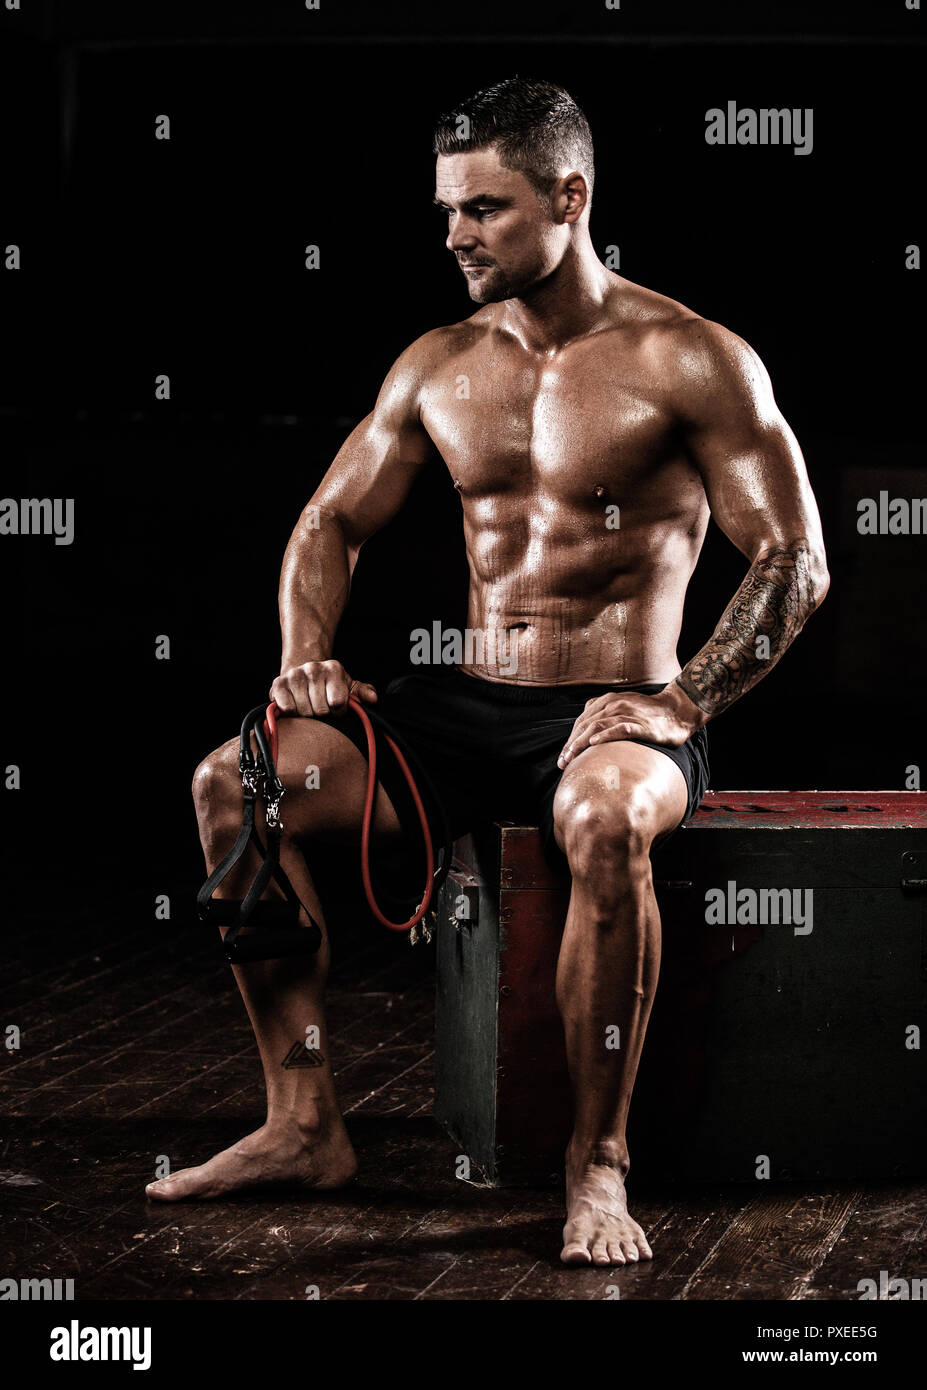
[150,144,828,1271]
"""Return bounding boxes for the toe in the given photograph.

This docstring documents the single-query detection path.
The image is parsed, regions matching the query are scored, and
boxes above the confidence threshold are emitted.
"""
[591,1241,612,1265]
[606,1243,627,1266]
[146,1176,183,1201]
[561,1241,594,1266]
[635,1231,654,1259]
[146,1166,204,1201]
[621,1239,639,1262]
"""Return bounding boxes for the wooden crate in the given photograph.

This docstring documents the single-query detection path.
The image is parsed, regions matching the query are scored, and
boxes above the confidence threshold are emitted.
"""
[434,792,927,1185]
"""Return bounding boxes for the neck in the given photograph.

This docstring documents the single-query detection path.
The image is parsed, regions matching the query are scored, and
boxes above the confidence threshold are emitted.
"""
[501,235,614,353]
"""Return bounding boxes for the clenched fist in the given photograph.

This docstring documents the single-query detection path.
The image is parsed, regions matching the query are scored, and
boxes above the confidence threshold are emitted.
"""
[270,659,378,718]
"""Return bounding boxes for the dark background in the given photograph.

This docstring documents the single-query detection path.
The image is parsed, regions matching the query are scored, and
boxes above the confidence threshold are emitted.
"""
[1,1,923,931]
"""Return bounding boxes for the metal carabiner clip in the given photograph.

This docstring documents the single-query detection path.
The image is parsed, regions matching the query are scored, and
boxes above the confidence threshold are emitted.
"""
[265,784,286,831]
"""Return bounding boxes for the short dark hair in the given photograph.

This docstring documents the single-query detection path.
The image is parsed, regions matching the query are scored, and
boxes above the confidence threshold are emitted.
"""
[432,76,595,202]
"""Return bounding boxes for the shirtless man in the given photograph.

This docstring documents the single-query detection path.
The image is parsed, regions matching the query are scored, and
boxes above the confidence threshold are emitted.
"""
[147,77,829,1268]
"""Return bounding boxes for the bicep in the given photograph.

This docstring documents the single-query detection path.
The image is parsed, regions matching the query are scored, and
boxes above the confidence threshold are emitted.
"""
[678,326,824,561]
[309,349,438,554]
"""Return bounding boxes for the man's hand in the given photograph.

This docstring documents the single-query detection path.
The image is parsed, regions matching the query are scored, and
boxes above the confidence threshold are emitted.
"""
[556,685,703,770]
[270,659,378,718]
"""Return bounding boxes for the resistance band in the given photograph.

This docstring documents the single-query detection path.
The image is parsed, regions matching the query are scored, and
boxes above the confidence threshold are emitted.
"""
[197,697,452,964]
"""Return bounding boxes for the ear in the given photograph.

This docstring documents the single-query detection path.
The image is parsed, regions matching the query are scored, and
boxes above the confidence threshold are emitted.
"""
[557,171,589,225]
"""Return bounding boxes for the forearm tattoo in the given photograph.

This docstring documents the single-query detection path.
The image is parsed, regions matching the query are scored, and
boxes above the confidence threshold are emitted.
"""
[676,540,818,717]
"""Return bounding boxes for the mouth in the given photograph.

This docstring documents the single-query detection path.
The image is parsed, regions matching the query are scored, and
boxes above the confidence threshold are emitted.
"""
[459,262,490,270]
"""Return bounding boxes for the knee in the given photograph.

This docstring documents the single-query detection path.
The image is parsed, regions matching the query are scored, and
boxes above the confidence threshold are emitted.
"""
[555,785,658,886]
[191,740,242,835]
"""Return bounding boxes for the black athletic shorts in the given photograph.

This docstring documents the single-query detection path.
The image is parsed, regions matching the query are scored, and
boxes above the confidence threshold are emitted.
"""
[323,665,711,887]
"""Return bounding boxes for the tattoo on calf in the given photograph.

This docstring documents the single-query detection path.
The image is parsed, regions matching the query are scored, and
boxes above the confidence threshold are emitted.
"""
[676,540,817,716]
[281,1041,325,1069]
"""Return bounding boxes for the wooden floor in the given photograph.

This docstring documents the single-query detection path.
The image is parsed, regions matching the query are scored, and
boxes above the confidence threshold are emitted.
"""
[2,888,925,1302]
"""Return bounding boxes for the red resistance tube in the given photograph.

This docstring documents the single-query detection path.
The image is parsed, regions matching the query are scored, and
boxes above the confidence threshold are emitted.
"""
[263,698,435,933]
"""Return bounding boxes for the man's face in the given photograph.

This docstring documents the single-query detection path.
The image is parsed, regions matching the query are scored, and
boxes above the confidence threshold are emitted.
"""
[435,147,564,303]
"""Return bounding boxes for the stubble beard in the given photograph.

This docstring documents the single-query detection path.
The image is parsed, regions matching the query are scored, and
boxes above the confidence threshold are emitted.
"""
[463,259,544,304]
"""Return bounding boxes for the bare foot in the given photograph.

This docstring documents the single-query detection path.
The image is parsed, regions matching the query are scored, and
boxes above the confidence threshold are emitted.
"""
[561,1161,653,1266]
[145,1119,358,1202]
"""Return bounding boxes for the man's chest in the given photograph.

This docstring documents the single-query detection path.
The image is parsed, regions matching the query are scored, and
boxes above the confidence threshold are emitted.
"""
[419,343,679,501]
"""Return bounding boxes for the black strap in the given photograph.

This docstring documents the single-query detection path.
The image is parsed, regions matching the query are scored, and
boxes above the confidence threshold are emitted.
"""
[196,703,323,964]
[196,699,454,964]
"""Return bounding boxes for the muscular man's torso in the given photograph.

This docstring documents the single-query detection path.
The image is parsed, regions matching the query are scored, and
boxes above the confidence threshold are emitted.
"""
[416,277,711,686]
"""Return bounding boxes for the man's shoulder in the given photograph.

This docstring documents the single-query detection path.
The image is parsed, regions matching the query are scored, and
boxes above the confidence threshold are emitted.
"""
[616,278,744,360]
[374,316,492,421]
[616,278,767,406]
[395,312,493,372]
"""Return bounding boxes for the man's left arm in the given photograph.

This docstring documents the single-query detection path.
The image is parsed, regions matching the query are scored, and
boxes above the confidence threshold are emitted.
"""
[558,321,829,766]
[662,319,830,733]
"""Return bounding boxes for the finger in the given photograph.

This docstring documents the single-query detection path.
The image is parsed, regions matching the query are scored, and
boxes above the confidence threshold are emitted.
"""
[566,709,615,743]
[569,699,637,742]
[589,721,646,744]
[558,718,610,766]
[557,711,609,760]
[583,693,614,715]
[304,664,331,716]
[270,678,297,716]
[325,667,352,714]
[351,681,378,704]
[559,721,640,767]
[289,670,316,718]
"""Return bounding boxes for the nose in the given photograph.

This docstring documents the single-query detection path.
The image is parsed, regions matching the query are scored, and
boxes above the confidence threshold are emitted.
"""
[445,213,478,255]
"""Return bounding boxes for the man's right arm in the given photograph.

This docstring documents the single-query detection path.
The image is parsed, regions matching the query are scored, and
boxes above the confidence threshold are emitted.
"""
[272,335,440,717]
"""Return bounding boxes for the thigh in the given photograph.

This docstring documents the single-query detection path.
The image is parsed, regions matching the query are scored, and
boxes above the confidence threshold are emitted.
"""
[255,714,405,843]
